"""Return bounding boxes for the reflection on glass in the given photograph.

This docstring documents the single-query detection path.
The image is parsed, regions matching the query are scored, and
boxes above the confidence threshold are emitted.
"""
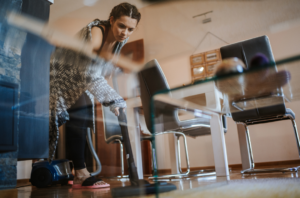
[193,66,205,75]
[0,2,156,196]
[1,0,298,196]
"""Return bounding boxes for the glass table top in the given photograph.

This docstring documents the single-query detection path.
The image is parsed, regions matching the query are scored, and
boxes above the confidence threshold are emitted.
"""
[152,55,300,116]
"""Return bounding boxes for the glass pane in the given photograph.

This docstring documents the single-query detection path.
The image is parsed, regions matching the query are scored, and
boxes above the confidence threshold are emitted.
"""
[0,3,152,196]
[152,56,300,114]
[2,0,299,196]
[150,56,300,197]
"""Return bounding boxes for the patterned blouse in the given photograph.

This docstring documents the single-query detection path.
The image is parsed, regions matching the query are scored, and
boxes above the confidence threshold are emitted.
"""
[48,19,127,160]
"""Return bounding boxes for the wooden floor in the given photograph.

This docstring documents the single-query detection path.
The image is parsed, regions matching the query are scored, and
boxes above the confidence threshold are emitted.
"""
[2,164,300,198]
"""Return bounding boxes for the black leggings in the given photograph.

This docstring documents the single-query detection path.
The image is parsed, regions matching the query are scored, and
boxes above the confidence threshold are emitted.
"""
[65,92,92,170]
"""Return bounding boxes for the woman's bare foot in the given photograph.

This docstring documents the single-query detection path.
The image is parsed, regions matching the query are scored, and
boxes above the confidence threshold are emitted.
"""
[73,168,108,186]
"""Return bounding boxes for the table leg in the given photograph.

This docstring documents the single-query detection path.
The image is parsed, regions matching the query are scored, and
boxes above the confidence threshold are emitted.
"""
[236,123,252,170]
[210,114,229,176]
[126,102,144,179]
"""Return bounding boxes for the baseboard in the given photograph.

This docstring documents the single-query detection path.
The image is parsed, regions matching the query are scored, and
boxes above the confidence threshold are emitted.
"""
[17,179,31,187]
[157,159,300,174]
[254,159,300,167]
[156,169,171,175]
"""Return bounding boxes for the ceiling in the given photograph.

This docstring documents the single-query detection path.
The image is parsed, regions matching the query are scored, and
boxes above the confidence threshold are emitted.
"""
[49,0,263,23]
[49,0,153,23]
[49,0,300,62]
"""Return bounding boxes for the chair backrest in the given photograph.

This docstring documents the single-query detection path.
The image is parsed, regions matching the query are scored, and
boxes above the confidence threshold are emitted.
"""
[220,35,275,69]
[102,106,122,143]
[138,59,179,133]
[220,35,286,122]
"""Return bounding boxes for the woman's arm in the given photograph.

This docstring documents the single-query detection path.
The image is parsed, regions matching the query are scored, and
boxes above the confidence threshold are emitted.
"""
[90,26,115,62]
[90,26,104,54]
[87,76,126,113]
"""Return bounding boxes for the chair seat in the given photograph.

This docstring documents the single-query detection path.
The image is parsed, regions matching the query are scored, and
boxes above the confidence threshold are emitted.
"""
[244,108,295,125]
[181,127,211,137]
[179,117,210,128]
[178,117,211,137]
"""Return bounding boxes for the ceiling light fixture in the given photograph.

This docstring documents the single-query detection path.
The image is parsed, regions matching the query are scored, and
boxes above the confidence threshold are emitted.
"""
[83,0,98,7]
[193,10,213,24]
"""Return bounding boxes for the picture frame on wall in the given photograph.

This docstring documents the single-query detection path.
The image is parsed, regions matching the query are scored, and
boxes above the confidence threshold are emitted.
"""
[190,53,204,65]
[205,50,220,63]
[191,64,206,78]
[206,61,220,77]
[190,49,222,83]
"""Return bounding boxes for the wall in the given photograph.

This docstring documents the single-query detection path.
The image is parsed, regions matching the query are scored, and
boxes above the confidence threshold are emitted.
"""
[138,0,300,62]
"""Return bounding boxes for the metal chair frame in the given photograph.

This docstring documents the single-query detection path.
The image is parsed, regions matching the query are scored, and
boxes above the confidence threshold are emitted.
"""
[137,59,229,179]
[145,115,227,179]
[102,112,129,179]
[146,129,216,180]
[219,35,300,174]
[114,139,129,178]
[238,114,300,174]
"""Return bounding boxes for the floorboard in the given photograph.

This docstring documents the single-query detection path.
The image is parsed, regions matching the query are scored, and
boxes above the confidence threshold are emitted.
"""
[1,164,299,198]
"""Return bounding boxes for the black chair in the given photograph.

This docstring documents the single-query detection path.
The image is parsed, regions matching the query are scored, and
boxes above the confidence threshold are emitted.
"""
[138,59,226,179]
[220,35,300,174]
[102,106,129,178]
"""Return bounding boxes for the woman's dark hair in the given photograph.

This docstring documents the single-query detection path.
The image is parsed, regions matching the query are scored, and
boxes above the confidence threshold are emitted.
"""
[109,2,141,24]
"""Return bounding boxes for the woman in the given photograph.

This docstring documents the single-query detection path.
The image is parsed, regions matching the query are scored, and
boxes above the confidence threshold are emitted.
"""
[49,2,141,188]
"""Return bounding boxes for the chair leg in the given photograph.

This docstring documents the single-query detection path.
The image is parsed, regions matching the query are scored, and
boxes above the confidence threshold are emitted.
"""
[176,135,183,174]
[237,123,253,170]
[149,131,190,179]
[289,116,300,172]
[119,140,125,176]
[140,138,158,176]
[289,117,300,157]
[149,131,215,179]
[115,139,129,178]
[149,140,155,175]
[175,133,194,175]
[240,124,257,174]
[245,124,255,170]
[241,119,300,174]
[150,140,158,175]
[176,134,216,177]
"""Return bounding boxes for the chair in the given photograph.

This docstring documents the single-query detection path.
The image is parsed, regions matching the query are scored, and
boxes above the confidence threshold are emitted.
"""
[220,35,300,174]
[102,106,129,178]
[138,59,227,179]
